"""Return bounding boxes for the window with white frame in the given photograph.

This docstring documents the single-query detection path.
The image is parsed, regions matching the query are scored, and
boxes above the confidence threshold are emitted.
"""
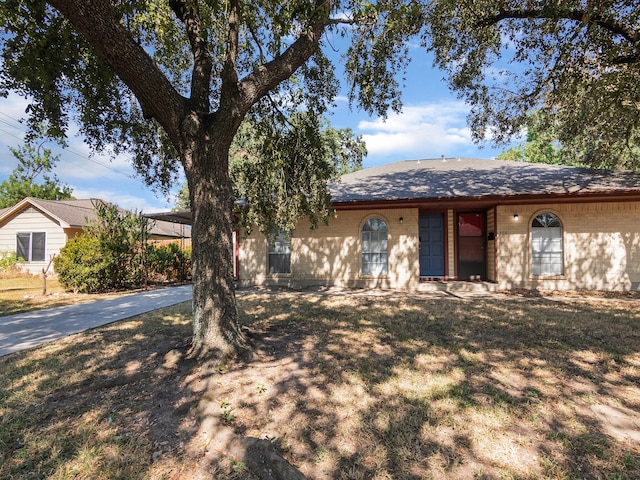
[531,213,563,276]
[361,217,388,275]
[268,229,291,274]
[16,232,46,262]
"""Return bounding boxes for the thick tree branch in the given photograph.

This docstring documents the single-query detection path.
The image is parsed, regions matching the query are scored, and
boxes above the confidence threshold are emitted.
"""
[234,0,331,112]
[170,0,213,112]
[47,0,186,144]
[220,0,241,103]
[478,8,639,44]
[612,53,640,65]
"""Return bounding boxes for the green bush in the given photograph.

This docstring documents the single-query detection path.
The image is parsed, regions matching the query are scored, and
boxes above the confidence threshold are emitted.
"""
[54,202,153,293]
[147,243,192,282]
[0,251,24,273]
[54,235,108,293]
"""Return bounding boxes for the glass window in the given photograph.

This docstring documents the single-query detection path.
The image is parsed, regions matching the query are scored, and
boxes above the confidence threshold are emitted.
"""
[16,232,46,262]
[531,213,563,276]
[268,229,291,274]
[361,218,388,275]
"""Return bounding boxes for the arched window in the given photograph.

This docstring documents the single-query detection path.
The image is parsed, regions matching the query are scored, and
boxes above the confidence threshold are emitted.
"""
[531,213,563,276]
[361,218,388,275]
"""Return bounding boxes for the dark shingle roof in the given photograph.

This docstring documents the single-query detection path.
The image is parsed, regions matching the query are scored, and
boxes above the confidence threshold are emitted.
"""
[0,198,190,238]
[329,158,640,204]
[25,198,100,227]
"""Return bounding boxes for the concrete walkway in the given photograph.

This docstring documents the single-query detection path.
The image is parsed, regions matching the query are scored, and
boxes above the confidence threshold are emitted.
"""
[0,285,192,357]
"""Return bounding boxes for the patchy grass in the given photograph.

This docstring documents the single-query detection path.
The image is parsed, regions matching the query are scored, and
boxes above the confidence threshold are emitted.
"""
[0,275,175,317]
[0,275,84,316]
[1,291,639,479]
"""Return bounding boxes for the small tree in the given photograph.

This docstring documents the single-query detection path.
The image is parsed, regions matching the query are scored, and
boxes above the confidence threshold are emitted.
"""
[0,142,73,208]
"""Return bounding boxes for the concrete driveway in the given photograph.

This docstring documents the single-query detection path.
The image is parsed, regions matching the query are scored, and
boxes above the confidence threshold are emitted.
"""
[0,285,192,357]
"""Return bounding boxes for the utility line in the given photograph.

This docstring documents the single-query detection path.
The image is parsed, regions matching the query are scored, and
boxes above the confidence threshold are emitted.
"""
[0,110,136,180]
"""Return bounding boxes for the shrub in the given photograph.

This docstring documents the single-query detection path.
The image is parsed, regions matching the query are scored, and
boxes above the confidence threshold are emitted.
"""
[147,243,192,282]
[54,235,107,293]
[0,251,24,273]
[54,202,153,293]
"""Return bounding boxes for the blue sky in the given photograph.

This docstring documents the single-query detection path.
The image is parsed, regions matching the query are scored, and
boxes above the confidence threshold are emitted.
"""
[0,45,513,214]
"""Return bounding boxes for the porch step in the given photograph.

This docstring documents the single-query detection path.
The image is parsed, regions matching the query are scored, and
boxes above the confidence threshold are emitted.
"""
[417,281,497,295]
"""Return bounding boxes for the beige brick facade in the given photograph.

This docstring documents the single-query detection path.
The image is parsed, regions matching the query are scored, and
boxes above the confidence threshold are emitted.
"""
[239,200,640,292]
[495,202,640,291]
[239,208,420,289]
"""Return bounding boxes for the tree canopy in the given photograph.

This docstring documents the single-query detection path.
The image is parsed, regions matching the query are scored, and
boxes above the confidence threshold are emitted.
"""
[175,114,367,232]
[0,0,413,358]
[425,0,640,169]
[0,142,74,208]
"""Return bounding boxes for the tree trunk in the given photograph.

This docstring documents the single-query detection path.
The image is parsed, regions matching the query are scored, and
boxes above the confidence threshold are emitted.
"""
[185,128,249,360]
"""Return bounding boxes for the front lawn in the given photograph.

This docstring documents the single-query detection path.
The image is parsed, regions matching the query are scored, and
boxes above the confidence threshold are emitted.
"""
[1,291,639,479]
[0,275,70,316]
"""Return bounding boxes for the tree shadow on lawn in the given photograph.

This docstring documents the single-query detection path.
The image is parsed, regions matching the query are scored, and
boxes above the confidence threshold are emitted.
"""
[1,293,639,479]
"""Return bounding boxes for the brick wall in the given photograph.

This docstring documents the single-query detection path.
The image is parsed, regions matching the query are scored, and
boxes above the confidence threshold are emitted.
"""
[238,201,640,292]
[238,208,420,289]
[496,202,640,291]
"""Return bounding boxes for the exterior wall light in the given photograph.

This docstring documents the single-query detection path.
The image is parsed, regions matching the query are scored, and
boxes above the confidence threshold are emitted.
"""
[399,216,404,224]
[513,214,519,221]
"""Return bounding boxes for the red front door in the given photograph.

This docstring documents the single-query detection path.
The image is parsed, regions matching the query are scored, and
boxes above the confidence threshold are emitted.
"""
[457,212,486,280]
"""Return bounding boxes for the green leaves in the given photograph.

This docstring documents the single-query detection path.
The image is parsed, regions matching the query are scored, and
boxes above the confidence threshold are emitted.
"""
[230,113,366,235]
[0,142,73,208]
[425,0,640,168]
[345,0,427,118]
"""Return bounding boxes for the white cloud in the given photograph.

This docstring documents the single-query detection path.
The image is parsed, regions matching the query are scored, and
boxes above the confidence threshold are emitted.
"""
[358,101,475,160]
[72,186,170,213]
[0,93,169,212]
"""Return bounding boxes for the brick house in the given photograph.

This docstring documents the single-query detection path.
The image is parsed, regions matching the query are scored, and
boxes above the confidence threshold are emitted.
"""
[237,158,640,292]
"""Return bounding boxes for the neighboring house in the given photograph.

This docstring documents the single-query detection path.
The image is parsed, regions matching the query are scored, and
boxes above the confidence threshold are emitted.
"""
[0,197,191,275]
[238,158,640,292]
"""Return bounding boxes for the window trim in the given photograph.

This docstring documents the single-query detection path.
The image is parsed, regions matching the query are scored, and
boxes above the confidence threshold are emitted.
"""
[530,211,564,278]
[360,216,389,277]
[16,231,47,263]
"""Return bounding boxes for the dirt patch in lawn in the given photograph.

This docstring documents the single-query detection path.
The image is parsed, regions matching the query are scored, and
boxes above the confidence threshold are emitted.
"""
[1,291,639,479]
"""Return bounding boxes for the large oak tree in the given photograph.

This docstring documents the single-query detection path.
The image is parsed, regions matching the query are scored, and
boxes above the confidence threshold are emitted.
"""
[0,0,415,358]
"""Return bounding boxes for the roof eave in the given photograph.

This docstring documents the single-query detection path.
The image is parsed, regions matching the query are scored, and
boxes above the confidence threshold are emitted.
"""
[0,197,72,228]
[330,190,640,210]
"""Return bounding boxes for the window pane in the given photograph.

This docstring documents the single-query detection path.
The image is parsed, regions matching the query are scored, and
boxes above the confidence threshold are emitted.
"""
[17,233,30,261]
[268,253,291,274]
[363,218,388,233]
[32,232,46,262]
[268,229,291,273]
[361,218,388,275]
[532,214,563,276]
